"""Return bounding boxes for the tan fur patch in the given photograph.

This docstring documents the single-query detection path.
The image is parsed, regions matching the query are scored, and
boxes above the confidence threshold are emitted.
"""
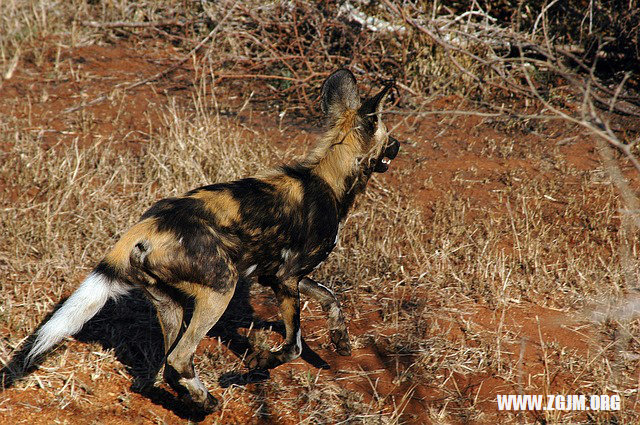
[145,232,181,269]
[105,218,158,270]
[374,120,388,151]
[105,218,184,273]
[280,296,297,315]
[175,279,235,301]
[305,110,363,197]
[279,296,298,335]
[166,279,237,372]
[268,175,304,205]
[189,190,241,228]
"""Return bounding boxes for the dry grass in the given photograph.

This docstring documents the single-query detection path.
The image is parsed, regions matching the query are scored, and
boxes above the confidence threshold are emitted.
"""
[2,1,640,424]
[5,99,639,423]
[0,70,420,422]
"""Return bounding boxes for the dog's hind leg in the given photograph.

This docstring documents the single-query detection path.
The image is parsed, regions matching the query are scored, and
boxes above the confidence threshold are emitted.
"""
[144,286,184,357]
[299,277,351,356]
[163,277,237,413]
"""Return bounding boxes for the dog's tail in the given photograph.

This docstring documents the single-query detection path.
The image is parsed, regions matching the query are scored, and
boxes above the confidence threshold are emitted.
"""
[25,262,130,366]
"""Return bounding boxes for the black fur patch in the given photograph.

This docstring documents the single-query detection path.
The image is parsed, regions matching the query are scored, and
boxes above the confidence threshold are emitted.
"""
[94,260,119,281]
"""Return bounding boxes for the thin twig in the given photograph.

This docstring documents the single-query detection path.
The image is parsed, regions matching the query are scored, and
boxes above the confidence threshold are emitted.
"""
[81,18,202,29]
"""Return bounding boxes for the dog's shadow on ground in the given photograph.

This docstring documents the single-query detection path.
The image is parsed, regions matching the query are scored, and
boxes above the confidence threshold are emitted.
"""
[1,278,329,421]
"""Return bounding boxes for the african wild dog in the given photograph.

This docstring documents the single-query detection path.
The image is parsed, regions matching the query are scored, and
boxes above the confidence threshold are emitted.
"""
[25,69,400,413]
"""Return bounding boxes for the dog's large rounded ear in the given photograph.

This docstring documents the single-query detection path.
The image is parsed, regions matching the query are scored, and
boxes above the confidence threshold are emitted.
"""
[322,69,360,119]
[358,81,394,119]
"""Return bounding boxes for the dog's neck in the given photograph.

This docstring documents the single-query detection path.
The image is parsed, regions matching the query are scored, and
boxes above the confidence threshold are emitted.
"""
[303,110,370,219]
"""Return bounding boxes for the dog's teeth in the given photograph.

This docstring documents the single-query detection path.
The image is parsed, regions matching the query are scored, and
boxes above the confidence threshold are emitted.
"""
[381,158,390,165]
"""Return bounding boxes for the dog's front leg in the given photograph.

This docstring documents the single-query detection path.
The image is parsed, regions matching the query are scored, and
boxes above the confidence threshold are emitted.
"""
[299,277,351,356]
[247,276,302,370]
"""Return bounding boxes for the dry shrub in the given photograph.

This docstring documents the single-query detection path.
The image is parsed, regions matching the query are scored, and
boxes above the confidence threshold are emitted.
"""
[483,0,640,76]
[2,0,639,108]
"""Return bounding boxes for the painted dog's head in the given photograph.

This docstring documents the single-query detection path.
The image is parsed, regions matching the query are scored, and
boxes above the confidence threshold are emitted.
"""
[320,69,400,182]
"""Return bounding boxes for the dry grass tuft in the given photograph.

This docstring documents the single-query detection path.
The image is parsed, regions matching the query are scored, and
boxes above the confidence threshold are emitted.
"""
[3,0,640,423]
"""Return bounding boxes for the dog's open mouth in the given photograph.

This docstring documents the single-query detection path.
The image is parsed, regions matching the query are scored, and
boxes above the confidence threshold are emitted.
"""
[373,136,400,173]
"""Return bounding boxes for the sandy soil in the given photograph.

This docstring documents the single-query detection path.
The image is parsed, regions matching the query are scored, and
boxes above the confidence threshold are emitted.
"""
[1,39,639,424]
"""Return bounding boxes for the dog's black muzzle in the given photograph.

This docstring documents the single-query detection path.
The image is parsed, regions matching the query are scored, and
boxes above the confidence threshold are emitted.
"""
[373,136,400,173]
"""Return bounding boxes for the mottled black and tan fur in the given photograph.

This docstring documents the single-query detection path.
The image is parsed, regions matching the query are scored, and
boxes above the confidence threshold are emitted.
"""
[25,69,400,413]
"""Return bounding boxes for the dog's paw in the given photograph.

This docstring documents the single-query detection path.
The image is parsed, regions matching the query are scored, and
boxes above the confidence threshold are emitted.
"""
[179,391,219,415]
[330,329,352,356]
[245,349,282,370]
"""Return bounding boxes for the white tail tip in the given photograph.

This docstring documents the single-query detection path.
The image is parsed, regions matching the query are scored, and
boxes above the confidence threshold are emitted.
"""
[25,271,129,366]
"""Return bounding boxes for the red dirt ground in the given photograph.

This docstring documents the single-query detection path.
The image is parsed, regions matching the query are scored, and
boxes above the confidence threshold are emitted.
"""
[1,40,638,424]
